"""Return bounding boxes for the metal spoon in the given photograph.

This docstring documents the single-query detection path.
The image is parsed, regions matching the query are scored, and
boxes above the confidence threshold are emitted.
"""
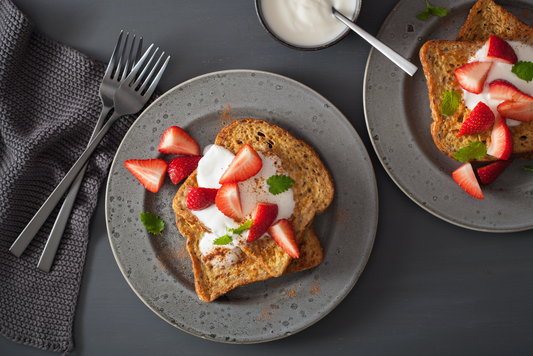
[332,7,418,76]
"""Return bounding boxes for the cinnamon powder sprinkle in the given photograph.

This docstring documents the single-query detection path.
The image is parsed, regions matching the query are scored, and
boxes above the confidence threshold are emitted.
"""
[310,281,321,297]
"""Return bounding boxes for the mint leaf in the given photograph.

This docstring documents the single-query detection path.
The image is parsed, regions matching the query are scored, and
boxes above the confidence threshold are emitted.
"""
[417,1,449,20]
[140,212,165,235]
[213,234,232,245]
[441,90,461,116]
[453,141,487,162]
[267,175,295,195]
[231,220,252,235]
[512,61,533,83]
[523,165,533,171]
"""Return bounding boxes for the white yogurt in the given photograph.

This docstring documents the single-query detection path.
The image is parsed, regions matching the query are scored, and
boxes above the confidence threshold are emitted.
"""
[260,0,359,47]
[463,41,533,127]
[192,145,296,268]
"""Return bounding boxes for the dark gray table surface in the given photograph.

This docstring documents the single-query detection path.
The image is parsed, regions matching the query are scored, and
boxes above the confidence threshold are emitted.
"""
[3,0,533,355]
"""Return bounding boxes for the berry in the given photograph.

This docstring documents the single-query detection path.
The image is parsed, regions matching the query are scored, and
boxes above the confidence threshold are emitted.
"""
[247,203,278,243]
[268,219,299,258]
[488,79,533,102]
[124,159,168,193]
[452,163,484,200]
[215,183,243,220]
[186,187,218,210]
[487,114,513,160]
[486,35,518,64]
[455,61,493,94]
[219,144,262,184]
[477,159,514,185]
[457,101,495,137]
[158,126,200,156]
[167,156,202,184]
[497,100,533,122]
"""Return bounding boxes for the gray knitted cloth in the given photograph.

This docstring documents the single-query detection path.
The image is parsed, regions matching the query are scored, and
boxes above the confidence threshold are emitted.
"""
[0,0,151,353]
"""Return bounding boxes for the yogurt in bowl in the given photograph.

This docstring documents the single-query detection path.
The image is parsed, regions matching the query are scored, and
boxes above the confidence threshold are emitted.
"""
[255,0,361,50]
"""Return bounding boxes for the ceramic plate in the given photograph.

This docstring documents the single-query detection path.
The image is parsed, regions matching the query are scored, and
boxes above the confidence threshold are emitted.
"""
[364,0,533,232]
[106,70,378,343]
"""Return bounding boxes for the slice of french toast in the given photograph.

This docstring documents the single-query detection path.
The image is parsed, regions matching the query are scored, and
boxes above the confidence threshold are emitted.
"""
[419,0,533,161]
[172,118,333,302]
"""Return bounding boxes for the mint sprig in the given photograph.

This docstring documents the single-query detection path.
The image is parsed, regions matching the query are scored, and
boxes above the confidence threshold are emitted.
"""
[416,1,449,20]
[140,212,165,235]
[453,141,487,162]
[512,61,533,83]
[267,175,295,195]
[213,220,253,245]
[522,165,533,171]
[441,90,461,116]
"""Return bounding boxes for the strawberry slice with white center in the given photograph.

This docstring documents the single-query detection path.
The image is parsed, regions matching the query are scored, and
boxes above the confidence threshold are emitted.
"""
[486,35,518,64]
[158,126,200,156]
[215,183,243,220]
[268,219,299,258]
[247,202,278,243]
[497,100,533,122]
[476,159,514,185]
[186,187,218,210]
[167,156,202,184]
[452,163,484,200]
[487,114,513,160]
[124,159,168,193]
[489,79,533,102]
[457,101,495,137]
[454,61,493,94]
[219,144,262,184]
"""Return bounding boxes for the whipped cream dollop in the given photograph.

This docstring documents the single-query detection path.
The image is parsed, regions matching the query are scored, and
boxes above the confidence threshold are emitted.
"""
[193,145,295,268]
[463,40,533,127]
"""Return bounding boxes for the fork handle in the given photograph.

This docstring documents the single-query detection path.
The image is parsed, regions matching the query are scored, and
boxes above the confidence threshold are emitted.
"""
[9,111,120,258]
[37,107,111,272]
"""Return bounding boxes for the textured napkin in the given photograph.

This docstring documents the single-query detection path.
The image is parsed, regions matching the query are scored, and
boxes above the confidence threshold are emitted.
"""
[0,0,152,353]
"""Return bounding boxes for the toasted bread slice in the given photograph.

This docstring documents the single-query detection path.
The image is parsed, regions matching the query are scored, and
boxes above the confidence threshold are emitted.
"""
[214,119,334,277]
[419,0,533,161]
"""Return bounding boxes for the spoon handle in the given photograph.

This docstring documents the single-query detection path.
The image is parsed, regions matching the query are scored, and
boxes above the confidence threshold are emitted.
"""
[333,9,418,77]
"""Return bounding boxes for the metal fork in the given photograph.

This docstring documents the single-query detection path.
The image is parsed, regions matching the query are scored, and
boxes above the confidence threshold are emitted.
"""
[36,31,144,273]
[9,45,170,260]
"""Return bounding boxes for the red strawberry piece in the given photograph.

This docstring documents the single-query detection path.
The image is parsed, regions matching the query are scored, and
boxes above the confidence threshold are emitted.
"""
[268,219,299,258]
[489,79,533,102]
[247,203,278,243]
[219,144,262,184]
[476,159,514,185]
[215,183,243,220]
[167,156,202,184]
[124,159,168,193]
[497,101,533,122]
[487,114,513,160]
[158,126,200,156]
[186,187,218,210]
[455,61,493,94]
[486,35,518,64]
[452,163,484,200]
[456,101,495,137]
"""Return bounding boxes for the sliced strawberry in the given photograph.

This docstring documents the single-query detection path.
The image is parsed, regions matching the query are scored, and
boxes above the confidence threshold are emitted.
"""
[452,163,484,200]
[489,79,533,102]
[247,203,278,243]
[457,101,495,137]
[487,114,513,160]
[186,187,218,210]
[124,159,168,193]
[167,156,202,184]
[158,126,200,156]
[486,35,518,64]
[219,144,262,184]
[476,159,514,185]
[455,61,493,94]
[497,100,533,122]
[215,183,243,220]
[268,219,299,258]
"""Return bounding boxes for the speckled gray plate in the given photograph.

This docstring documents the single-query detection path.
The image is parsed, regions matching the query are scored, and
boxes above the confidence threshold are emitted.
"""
[364,0,533,232]
[106,70,378,343]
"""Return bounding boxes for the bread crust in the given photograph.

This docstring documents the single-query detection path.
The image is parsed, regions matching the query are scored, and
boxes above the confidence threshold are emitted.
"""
[419,0,533,162]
